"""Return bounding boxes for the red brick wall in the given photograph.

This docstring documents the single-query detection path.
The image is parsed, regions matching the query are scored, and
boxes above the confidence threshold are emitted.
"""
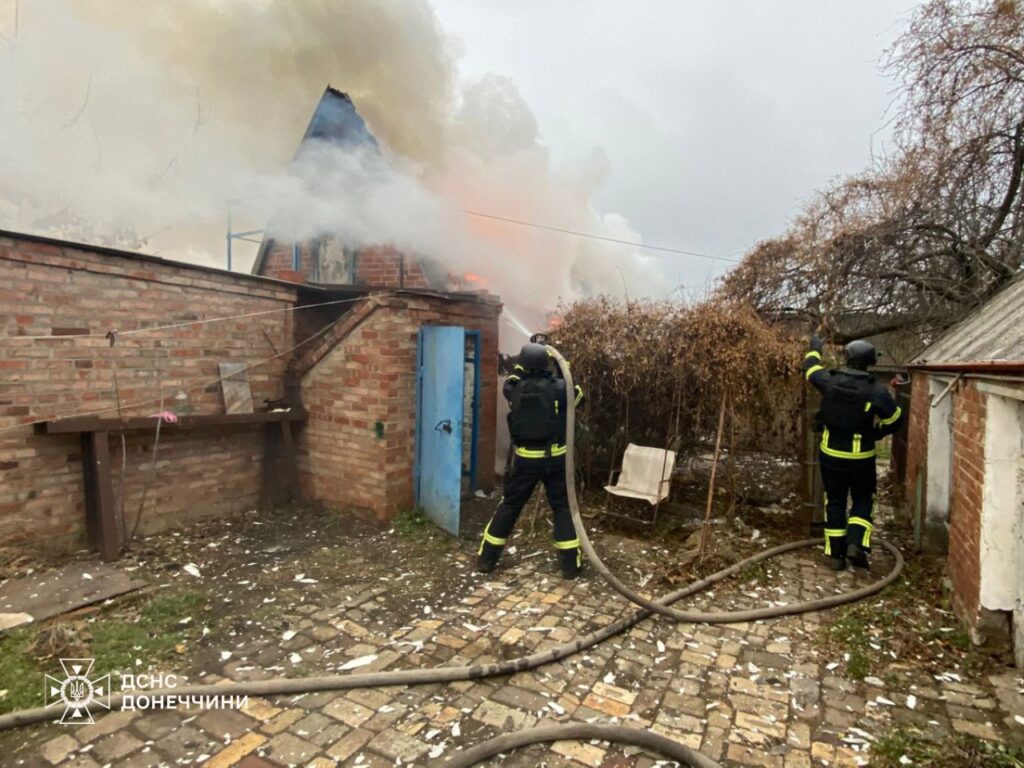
[354,246,431,289]
[0,233,298,548]
[903,371,930,522]
[296,294,500,521]
[259,240,432,290]
[948,380,986,622]
[259,241,309,282]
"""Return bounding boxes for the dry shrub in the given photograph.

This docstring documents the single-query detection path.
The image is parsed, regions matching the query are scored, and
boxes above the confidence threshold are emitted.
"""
[550,298,802,486]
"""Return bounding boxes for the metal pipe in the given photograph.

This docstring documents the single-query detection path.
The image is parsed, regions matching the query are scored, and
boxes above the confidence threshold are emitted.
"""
[226,208,232,271]
[930,373,962,408]
[910,360,1024,373]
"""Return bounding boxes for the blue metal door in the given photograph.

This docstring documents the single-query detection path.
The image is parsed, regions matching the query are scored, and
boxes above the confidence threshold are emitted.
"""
[415,326,465,535]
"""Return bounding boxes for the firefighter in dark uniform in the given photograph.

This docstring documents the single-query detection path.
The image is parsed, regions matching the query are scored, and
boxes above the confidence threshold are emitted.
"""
[804,335,905,570]
[478,342,586,579]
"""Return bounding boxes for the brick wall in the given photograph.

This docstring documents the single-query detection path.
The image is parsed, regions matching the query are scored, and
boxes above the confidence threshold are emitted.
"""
[296,294,500,521]
[0,233,298,548]
[353,246,431,289]
[259,240,310,282]
[948,380,986,623]
[903,371,930,523]
[259,240,432,290]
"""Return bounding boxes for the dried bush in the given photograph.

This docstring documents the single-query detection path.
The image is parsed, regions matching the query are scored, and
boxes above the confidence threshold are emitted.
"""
[549,298,802,487]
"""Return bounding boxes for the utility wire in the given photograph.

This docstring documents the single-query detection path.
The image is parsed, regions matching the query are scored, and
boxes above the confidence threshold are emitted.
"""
[0,310,344,436]
[462,209,741,264]
[7,211,737,343]
[5,294,374,341]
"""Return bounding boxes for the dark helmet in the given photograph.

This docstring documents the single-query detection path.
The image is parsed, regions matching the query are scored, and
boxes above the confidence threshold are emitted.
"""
[518,342,548,371]
[844,340,878,370]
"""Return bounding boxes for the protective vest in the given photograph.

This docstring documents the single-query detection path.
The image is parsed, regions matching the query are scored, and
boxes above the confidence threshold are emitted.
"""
[816,370,878,459]
[507,375,561,447]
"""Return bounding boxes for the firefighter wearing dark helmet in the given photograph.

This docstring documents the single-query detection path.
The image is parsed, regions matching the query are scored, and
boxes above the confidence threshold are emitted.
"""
[478,342,585,579]
[804,335,905,570]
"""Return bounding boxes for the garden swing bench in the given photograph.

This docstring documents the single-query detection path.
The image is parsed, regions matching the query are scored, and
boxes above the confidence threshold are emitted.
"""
[602,387,683,526]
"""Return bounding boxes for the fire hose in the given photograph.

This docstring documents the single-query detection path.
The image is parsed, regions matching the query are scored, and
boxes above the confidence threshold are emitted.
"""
[0,346,903,768]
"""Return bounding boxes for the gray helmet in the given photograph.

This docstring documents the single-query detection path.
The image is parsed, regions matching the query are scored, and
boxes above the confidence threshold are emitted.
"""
[518,342,548,371]
[844,340,878,370]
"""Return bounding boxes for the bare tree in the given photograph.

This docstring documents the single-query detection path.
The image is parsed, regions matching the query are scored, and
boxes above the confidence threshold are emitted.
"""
[720,0,1024,343]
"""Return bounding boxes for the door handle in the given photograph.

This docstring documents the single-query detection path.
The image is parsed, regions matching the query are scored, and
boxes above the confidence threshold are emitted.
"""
[435,419,453,434]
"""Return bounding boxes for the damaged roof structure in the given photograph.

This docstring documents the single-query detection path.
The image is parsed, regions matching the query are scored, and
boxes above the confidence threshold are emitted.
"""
[251,87,454,291]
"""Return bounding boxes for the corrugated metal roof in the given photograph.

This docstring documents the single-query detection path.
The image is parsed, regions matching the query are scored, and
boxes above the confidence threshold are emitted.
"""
[913,271,1024,365]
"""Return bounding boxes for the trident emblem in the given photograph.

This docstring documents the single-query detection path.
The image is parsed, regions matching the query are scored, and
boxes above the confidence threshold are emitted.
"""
[44,659,111,724]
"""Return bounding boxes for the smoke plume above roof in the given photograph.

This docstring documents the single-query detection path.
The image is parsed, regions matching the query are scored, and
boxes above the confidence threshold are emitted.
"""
[0,0,670,333]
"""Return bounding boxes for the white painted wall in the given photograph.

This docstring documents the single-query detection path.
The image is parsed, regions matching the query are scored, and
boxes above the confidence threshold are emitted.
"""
[1017,444,1024,670]
[979,393,1024,614]
[925,377,954,552]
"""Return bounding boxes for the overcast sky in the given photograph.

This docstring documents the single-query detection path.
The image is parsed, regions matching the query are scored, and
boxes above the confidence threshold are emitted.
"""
[0,1,920,301]
[430,0,917,288]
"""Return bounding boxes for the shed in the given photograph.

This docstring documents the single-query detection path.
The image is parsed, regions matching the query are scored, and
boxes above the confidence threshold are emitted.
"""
[902,273,1024,666]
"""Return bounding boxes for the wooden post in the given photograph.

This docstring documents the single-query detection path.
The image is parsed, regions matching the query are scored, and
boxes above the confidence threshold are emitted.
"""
[280,420,297,503]
[81,431,120,561]
[699,394,728,556]
[797,383,824,534]
[725,398,737,518]
[261,420,299,510]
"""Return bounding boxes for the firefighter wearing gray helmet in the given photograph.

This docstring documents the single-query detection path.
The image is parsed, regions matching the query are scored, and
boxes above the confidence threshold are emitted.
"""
[478,342,585,579]
[803,335,904,571]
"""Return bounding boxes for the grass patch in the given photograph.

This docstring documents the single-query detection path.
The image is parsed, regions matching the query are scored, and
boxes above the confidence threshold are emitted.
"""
[819,546,1006,682]
[0,628,46,714]
[825,607,876,681]
[91,591,206,672]
[390,507,451,551]
[392,507,433,537]
[870,727,1024,767]
[0,590,207,714]
[738,560,769,585]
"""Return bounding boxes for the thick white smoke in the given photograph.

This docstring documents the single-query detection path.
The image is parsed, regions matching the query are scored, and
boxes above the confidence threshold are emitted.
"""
[0,0,670,334]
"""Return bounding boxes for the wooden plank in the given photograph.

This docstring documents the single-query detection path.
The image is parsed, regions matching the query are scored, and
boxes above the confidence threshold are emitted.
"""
[218,362,254,414]
[39,410,306,434]
[0,562,146,630]
[82,431,120,561]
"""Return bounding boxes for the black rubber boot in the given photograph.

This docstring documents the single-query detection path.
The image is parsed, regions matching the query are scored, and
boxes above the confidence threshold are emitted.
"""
[558,548,582,580]
[477,543,503,574]
[846,542,870,570]
[825,555,846,572]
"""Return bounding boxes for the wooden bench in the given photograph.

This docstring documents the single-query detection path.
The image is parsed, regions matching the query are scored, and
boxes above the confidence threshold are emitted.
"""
[35,411,306,560]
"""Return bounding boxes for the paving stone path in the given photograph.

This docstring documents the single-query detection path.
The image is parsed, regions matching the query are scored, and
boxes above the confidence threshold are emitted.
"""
[6,519,1023,768]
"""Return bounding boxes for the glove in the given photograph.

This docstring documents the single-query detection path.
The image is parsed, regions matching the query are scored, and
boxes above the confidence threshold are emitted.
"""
[809,334,824,354]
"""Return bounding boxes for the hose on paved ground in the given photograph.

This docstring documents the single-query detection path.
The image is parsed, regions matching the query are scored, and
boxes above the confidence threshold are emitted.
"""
[0,346,903,768]
[0,533,896,736]
[547,344,904,624]
[439,723,723,768]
